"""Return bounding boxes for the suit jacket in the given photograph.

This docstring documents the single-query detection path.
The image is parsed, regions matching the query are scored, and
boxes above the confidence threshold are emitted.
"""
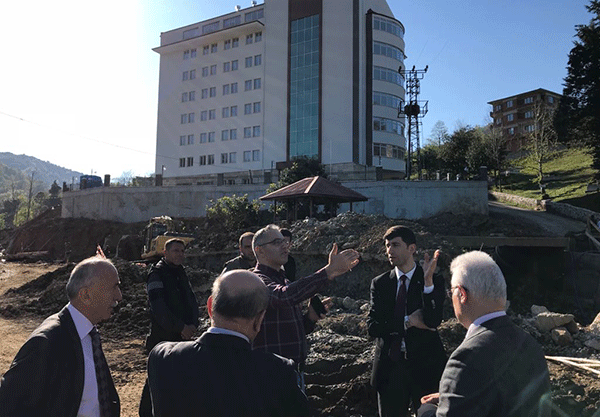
[148,332,309,417]
[0,306,120,417]
[368,265,446,391]
[428,315,550,417]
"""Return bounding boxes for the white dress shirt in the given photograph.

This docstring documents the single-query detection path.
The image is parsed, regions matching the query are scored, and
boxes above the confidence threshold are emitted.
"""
[465,310,507,340]
[67,303,100,417]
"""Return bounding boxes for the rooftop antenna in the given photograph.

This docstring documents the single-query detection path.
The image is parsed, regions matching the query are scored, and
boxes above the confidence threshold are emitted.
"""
[399,65,428,180]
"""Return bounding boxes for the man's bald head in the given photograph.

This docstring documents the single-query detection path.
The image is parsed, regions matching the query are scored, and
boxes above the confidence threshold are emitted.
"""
[211,270,269,319]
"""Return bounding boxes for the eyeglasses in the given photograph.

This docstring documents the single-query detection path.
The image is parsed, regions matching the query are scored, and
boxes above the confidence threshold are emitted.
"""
[446,285,468,298]
[257,238,288,247]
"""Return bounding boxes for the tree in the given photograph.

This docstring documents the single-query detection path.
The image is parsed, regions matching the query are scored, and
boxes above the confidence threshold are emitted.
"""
[206,194,261,231]
[482,124,508,179]
[555,1,600,179]
[525,102,557,185]
[47,181,62,208]
[429,120,449,146]
[439,126,478,177]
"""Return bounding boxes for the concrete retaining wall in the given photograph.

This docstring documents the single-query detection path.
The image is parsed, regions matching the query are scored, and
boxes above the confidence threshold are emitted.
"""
[62,180,489,223]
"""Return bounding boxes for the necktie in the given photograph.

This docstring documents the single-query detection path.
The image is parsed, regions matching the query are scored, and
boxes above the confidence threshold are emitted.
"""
[389,275,407,362]
[90,327,112,417]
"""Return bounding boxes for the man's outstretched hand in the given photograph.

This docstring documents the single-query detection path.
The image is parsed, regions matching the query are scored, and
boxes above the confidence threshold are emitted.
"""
[323,243,360,280]
[422,249,440,287]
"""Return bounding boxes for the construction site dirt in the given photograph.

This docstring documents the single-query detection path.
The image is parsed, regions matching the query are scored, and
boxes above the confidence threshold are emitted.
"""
[1,210,599,416]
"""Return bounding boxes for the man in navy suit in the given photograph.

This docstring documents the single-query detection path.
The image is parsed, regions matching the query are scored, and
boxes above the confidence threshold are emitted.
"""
[0,256,122,417]
[418,251,550,417]
[368,226,446,417]
[148,269,308,417]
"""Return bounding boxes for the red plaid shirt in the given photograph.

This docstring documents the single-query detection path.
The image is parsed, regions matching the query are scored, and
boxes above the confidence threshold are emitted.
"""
[252,264,329,364]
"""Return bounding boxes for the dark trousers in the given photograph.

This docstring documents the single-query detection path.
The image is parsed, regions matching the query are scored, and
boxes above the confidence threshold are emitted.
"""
[376,357,423,417]
[139,380,152,417]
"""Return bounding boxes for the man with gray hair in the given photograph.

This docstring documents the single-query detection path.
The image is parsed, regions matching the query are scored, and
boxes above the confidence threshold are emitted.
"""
[148,269,308,417]
[418,251,550,417]
[0,256,122,417]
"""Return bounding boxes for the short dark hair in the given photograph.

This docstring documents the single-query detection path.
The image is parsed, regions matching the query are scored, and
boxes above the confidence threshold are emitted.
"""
[165,238,186,251]
[239,232,255,247]
[212,273,269,319]
[280,228,292,240]
[383,226,416,246]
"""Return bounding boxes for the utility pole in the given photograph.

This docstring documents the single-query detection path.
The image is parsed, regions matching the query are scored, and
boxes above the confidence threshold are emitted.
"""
[399,65,428,179]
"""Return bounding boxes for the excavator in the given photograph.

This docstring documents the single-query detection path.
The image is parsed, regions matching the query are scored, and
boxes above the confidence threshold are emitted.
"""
[141,216,195,260]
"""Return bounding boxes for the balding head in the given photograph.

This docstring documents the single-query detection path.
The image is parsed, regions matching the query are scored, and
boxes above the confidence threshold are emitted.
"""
[208,270,270,340]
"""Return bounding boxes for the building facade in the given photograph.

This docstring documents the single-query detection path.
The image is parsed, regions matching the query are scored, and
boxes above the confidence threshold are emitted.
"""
[153,0,407,185]
[488,88,561,153]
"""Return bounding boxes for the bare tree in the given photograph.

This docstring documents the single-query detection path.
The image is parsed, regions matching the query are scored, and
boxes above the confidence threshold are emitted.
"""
[26,172,35,222]
[525,102,557,185]
[429,120,449,146]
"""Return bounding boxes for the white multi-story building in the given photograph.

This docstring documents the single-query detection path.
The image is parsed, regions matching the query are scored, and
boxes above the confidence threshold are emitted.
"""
[153,0,406,185]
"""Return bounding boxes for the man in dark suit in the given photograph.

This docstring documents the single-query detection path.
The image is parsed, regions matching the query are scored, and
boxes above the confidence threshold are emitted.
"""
[0,256,122,417]
[368,226,446,417]
[148,269,309,417]
[418,251,550,417]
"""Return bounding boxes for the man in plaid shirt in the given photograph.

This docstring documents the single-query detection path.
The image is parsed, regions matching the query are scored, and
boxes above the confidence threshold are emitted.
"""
[251,224,360,386]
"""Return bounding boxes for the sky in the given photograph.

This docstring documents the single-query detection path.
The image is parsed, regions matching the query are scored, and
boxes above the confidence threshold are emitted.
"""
[0,0,592,179]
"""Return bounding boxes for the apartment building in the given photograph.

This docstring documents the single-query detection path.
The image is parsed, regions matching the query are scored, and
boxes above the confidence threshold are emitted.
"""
[153,0,407,185]
[488,88,561,153]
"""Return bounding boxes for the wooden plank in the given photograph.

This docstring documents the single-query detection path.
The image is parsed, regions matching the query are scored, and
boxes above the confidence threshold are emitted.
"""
[546,356,600,377]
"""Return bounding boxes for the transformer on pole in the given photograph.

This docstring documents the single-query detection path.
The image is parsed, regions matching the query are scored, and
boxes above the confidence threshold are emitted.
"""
[399,65,428,179]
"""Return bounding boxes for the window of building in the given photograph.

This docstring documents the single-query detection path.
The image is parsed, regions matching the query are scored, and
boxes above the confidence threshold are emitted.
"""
[507,114,514,122]
[508,127,515,135]
[223,62,231,72]
[524,97,534,104]
[222,130,229,141]
[229,152,236,163]
[189,91,195,101]
[183,50,190,60]
[211,43,218,53]
[244,150,251,162]
[224,39,231,50]
[208,154,214,165]
[373,16,404,38]
[223,84,230,95]
[253,150,260,161]
[182,92,188,102]
[203,45,209,55]
[253,125,261,137]
[373,66,404,87]
[208,132,215,142]
[202,67,209,77]
[524,125,535,132]
[187,157,193,167]
[373,143,404,160]
[373,91,403,110]
[181,114,187,124]
[191,48,196,58]
[245,9,264,22]
[189,69,196,79]
[244,127,252,138]
[201,111,207,121]
[373,117,404,135]
[495,118,502,125]
[187,134,194,145]
[221,153,228,164]
[506,100,513,108]
[255,32,262,42]
[188,113,195,123]
[254,54,262,66]
[253,102,261,113]
[183,27,199,39]
[524,111,534,119]
[202,22,219,35]
[201,88,208,99]
[210,65,217,75]
[244,103,252,115]
[231,105,238,116]
[179,158,185,167]
[210,87,216,97]
[179,135,186,146]
[199,155,207,165]
[246,34,253,44]
[224,15,241,28]
[222,107,230,118]
[245,56,253,68]
[209,109,216,120]
[245,80,252,91]
[253,78,261,89]
[200,133,207,143]
[230,128,237,140]
[548,96,555,104]
[494,104,502,112]
[182,71,189,81]
[373,41,405,62]
[231,82,238,93]
[232,37,239,48]
[232,60,239,71]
